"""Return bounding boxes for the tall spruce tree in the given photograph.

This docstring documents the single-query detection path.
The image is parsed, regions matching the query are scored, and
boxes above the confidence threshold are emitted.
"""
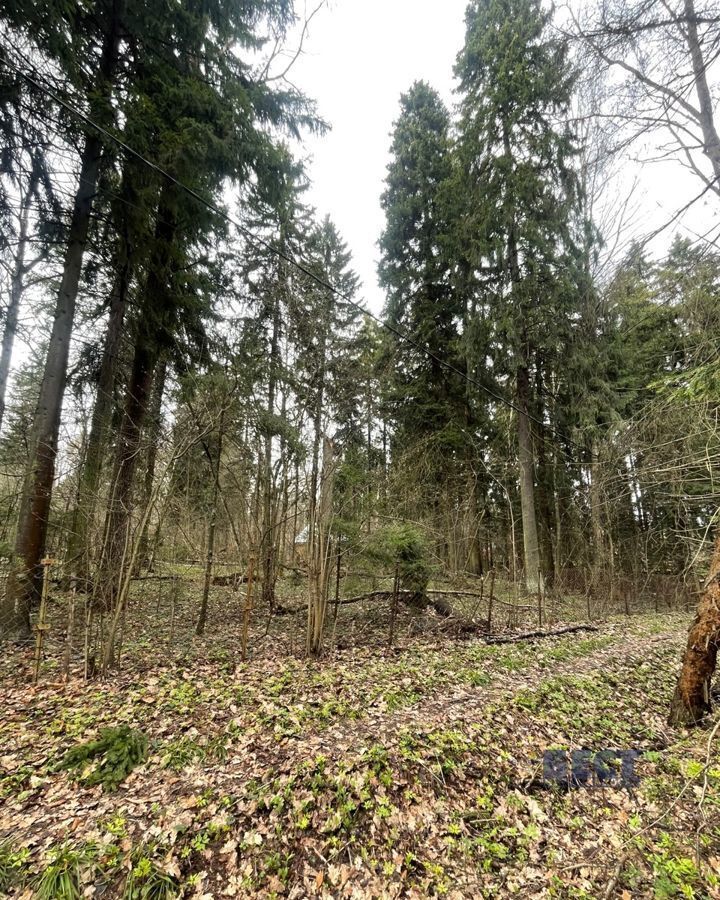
[455,0,582,591]
[379,82,472,557]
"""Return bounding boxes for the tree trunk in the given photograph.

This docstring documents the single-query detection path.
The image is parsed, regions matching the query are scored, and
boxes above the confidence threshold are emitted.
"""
[292,459,300,564]
[97,335,156,610]
[517,364,542,594]
[533,358,555,583]
[67,256,130,585]
[197,408,224,636]
[466,470,483,576]
[96,179,178,609]
[668,532,720,725]
[589,441,605,580]
[502,119,542,596]
[1,3,122,641]
[134,356,167,573]
[307,436,336,655]
[260,287,281,612]
[553,443,563,573]
[276,386,290,569]
[308,333,327,536]
[684,0,720,187]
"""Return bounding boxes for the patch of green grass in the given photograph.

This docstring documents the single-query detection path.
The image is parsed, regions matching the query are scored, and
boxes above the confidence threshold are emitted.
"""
[543,635,615,663]
[494,651,526,671]
[160,736,206,771]
[382,688,421,710]
[37,843,94,900]
[399,727,476,777]
[462,669,492,686]
[261,850,294,888]
[512,664,673,745]
[103,814,128,838]
[164,681,200,712]
[46,708,99,739]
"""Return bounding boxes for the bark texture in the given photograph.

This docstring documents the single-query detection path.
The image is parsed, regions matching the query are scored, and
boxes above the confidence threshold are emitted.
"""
[668,532,720,725]
[67,259,130,585]
[306,437,335,655]
[97,336,156,611]
[196,409,223,636]
[684,0,720,186]
[260,286,281,612]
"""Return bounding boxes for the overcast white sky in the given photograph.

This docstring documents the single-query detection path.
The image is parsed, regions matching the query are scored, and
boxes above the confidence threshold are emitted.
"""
[287,0,469,311]
[282,0,718,312]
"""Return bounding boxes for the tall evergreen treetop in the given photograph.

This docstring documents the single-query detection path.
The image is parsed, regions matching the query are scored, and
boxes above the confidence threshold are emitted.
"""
[455,0,581,356]
[378,81,467,458]
[455,0,584,591]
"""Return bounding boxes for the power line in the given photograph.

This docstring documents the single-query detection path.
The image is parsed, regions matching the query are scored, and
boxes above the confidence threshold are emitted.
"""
[3,50,589,459]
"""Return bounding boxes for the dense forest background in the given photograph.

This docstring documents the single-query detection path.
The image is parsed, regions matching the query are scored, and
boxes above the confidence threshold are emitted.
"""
[0,0,718,670]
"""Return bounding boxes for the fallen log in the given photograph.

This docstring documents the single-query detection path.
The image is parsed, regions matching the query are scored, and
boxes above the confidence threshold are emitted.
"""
[129,574,176,582]
[275,589,450,616]
[481,624,599,645]
[427,589,538,611]
[212,572,248,587]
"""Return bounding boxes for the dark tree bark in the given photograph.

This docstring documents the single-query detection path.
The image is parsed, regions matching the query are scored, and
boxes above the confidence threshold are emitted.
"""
[589,441,605,582]
[96,179,178,610]
[683,0,720,185]
[501,117,542,596]
[533,358,556,583]
[1,2,123,641]
[668,532,720,725]
[134,355,167,573]
[67,256,130,585]
[97,334,156,611]
[517,363,542,594]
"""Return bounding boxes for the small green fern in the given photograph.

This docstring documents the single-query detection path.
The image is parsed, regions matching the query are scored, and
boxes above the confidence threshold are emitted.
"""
[58,726,147,792]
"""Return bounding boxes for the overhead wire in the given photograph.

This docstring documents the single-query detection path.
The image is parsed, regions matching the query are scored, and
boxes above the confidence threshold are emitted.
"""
[5,45,717,476]
[2,49,593,462]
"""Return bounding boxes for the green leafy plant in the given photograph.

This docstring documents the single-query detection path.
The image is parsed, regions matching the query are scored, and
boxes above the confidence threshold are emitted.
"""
[650,845,701,899]
[58,726,147,792]
[123,853,180,900]
[0,840,30,892]
[0,765,33,799]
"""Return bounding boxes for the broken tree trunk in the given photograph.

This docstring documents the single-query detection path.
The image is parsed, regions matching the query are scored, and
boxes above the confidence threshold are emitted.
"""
[668,531,720,726]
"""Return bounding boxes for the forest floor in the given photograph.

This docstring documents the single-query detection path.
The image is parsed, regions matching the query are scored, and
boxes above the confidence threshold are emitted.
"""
[1,579,719,899]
